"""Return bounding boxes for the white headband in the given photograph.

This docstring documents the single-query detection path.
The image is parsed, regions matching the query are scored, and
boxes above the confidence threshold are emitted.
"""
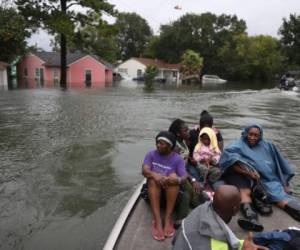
[157,136,173,147]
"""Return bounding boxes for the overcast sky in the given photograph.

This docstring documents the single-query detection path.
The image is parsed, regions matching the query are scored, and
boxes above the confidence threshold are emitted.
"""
[28,0,300,51]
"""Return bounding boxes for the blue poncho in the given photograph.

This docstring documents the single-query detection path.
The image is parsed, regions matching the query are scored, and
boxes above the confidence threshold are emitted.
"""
[219,124,295,202]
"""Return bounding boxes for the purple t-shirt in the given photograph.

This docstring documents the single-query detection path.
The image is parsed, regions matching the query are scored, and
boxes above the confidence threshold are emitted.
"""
[143,150,187,177]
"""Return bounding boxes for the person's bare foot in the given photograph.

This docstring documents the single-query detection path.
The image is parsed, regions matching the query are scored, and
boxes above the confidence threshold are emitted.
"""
[164,219,175,238]
[151,220,165,241]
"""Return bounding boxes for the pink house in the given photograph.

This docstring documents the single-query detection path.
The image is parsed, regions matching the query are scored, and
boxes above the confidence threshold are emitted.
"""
[17,52,113,88]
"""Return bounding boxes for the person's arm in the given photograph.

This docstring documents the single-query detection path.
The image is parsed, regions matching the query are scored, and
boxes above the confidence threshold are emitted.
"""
[242,232,269,250]
[166,174,187,186]
[142,164,165,185]
[166,157,188,186]
[216,130,224,152]
[189,174,202,193]
[193,149,202,163]
[232,163,260,180]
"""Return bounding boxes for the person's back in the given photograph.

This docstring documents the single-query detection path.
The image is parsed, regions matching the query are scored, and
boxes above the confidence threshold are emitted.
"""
[173,185,242,250]
[173,185,268,250]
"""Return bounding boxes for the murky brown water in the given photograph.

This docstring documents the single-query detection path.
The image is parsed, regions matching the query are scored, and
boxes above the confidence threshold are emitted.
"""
[0,81,299,249]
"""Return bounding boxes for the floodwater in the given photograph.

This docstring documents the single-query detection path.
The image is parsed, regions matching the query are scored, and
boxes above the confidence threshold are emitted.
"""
[0,81,299,250]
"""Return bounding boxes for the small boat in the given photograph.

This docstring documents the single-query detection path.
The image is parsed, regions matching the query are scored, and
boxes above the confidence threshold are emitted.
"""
[104,180,300,250]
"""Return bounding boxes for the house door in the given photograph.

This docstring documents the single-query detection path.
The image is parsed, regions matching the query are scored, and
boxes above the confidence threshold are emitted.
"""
[40,68,44,86]
[35,68,44,86]
[53,69,59,86]
[85,70,92,87]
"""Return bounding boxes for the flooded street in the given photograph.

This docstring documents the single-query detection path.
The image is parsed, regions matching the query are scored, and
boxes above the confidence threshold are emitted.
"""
[0,81,300,249]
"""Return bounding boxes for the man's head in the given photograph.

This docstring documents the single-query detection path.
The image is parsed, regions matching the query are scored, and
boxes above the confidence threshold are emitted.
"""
[212,185,241,223]
[155,131,176,155]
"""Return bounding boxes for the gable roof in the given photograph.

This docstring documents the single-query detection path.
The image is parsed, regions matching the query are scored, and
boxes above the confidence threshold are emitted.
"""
[132,57,181,70]
[32,51,113,69]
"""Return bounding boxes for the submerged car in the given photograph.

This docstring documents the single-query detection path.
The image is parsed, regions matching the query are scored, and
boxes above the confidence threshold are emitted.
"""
[202,74,227,84]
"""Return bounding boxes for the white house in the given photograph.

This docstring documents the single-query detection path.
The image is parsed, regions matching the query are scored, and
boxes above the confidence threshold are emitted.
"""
[115,57,181,83]
[0,62,9,89]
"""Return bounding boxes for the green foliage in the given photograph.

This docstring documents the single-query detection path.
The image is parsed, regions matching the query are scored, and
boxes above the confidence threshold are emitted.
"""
[143,36,161,59]
[218,34,284,80]
[51,13,119,62]
[180,50,203,77]
[115,12,153,60]
[279,14,300,67]
[16,0,115,36]
[0,7,31,62]
[144,64,159,83]
[16,0,115,87]
[152,12,246,72]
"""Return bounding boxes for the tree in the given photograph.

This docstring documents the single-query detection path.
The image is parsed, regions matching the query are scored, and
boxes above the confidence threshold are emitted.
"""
[144,64,159,83]
[153,12,246,74]
[115,12,153,60]
[50,13,119,62]
[143,36,161,59]
[16,0,115,88]
[180,50,203,83]
[0,7,31,63]
[279,14,300,67]
[218,34,284,80]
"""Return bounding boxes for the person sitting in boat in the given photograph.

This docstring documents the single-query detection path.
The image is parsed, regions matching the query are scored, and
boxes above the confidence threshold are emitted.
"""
[168,119,209,226]
[188,110,223,182]
[142,131,188,241]
[278,74,287,89]
[193,127,222,186]
[169,119,204,194]
[172,185,268,250]
[219,124,300,232]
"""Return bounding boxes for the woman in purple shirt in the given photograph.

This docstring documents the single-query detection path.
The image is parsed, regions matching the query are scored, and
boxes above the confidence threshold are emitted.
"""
[142,131,187,241]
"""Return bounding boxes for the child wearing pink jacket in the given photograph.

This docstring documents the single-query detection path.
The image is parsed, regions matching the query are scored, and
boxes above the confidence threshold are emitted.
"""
[193,127,221,184]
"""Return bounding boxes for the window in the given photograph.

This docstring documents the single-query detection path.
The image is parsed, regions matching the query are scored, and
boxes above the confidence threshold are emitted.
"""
[53,69,59,80]
[53,69,59,85]
[24,68,28,77]
[118,68,128,74]
[35,68,40,78]
[137,69,142,77]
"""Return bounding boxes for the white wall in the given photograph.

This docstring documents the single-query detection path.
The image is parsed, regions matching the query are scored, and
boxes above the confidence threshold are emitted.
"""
[116,59,146,79]
[0,69,8,88]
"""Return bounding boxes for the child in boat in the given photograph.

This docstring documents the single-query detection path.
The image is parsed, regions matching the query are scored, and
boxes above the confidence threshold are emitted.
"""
[193,127,222,185]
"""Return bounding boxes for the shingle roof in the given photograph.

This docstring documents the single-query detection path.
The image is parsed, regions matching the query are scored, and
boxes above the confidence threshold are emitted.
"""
[33,51,113,69]
[132,57,180,70]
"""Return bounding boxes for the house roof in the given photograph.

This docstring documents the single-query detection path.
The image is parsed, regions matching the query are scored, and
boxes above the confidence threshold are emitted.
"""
[0,61,9,70]
[132,57,181,70]
[32,51,113,69]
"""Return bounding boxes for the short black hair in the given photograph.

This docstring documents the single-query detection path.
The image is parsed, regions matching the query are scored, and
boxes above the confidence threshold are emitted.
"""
[168,119,185,137]
[199,110,213,127]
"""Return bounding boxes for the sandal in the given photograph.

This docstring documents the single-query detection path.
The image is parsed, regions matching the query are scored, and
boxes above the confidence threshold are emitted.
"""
[253,198,273,216]
[238,218,264,232]
[284,201,300,222]
[151,221,165,241]
[164,222,175,238]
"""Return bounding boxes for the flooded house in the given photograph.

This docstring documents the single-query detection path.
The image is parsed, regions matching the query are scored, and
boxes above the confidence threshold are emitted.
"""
[115,57,181,84]
[17,52,114,88]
